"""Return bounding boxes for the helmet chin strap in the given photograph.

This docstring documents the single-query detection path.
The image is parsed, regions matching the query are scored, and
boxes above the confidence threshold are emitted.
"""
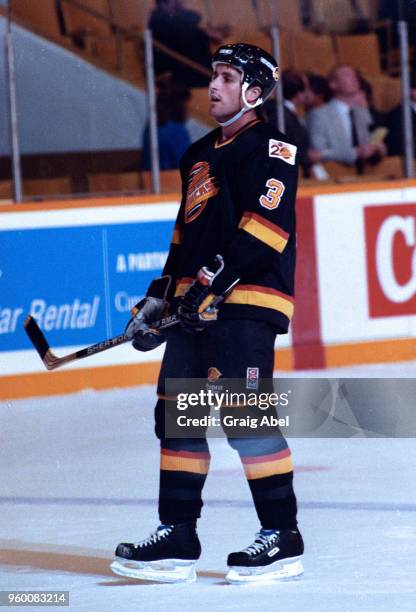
[216,81,263,128]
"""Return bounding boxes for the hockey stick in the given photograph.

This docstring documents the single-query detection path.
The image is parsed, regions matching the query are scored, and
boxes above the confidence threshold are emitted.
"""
[24,266,239,371]
[23,313,179,371]
[23,288,231,372]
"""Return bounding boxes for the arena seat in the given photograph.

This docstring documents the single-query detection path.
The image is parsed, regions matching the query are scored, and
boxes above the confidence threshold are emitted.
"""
[322,157,405,183]
[208,0,259,40]
[256,0,302,31]
[111,0,153,32]
[141,170,182,193]
[0,180,13,200]
[291,32,336,76]
[238,31,272,53]
[12,0,63,40]
[364,156,404,180]
[120,39,145,83]
[88,172,141,193]
[366,75,401,113]
[91,39,143,81]
[60,0,111,39]
[335,33,382,76]
[91,36,119,69]
[23,177,73,197]
[322,161,357,180]
[299,177,335,186]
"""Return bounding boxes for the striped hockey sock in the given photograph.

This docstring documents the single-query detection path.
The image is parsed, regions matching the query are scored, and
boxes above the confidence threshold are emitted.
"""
[158,441,211,524]
[239,445,298,529]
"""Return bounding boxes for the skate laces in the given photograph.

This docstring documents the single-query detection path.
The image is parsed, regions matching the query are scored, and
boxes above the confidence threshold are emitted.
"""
[243,529,279,556]
[134,524,174,548]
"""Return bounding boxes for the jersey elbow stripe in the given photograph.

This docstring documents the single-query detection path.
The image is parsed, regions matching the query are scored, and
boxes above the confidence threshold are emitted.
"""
[239,212,289,253]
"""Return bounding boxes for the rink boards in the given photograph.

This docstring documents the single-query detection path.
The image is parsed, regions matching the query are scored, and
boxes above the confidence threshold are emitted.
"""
[1,181,416,398]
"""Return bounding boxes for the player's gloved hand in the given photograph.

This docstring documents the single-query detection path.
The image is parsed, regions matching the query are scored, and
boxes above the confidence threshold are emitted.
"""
[125,276,171,351]
[178,255,238,334]
[178,277,219,333]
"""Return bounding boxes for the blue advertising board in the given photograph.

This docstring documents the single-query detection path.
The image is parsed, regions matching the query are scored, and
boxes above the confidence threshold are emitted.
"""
[0,211,175,353]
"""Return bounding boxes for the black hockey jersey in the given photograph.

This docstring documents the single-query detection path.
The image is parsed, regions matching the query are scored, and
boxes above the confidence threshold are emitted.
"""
[163,118,298,333]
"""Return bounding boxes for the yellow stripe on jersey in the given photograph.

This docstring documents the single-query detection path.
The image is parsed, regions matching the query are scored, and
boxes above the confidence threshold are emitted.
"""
[225,285,294,319]
[174,279,294,319]
[239,212,289,253]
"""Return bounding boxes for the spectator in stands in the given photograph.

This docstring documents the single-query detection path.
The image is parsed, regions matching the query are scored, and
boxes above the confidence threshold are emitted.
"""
[149,0,227,87]
[303,74,331,112]
[141,80,191,171]
[356,75,387,129]
[264,70,323,177]
[307,65,386,169]
[264,70,321,178]
[385,72,416,157]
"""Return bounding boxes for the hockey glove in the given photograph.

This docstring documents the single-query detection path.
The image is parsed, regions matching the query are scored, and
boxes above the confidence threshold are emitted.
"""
[125,276,171,351]
[178,255,239,333]
[178,281,218,333]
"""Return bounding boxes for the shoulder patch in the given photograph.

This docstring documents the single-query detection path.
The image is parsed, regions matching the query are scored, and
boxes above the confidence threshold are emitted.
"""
[268,139,297,165]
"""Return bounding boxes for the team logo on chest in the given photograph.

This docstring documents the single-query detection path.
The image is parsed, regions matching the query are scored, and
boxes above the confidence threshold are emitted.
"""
[185,161,219,223]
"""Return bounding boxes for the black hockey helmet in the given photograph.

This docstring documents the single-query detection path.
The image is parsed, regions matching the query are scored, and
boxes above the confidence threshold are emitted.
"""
[212,43,279,107]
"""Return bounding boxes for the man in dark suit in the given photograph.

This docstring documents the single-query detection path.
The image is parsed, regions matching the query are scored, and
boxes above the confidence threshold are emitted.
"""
[385,72,416,157]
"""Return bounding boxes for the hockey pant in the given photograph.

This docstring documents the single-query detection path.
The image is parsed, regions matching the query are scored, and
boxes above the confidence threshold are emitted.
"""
[155,319,298,530]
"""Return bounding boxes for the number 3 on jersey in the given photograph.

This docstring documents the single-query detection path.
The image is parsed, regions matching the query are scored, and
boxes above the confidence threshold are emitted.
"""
[259,178,285,210]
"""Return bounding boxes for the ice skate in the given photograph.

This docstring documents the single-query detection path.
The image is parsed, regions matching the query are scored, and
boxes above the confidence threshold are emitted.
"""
[226,527,304,584]
[110,521,201,583]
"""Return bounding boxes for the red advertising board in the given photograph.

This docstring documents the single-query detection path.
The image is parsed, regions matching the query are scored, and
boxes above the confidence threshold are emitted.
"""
[365,204,416,317]
[292,196,325,368]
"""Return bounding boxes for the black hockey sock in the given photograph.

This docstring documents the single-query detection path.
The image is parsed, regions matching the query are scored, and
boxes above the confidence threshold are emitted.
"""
[158,440,211,524]
[239,446,298,529]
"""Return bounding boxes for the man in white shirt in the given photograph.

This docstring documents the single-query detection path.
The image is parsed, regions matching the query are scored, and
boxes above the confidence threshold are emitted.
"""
[307,65,386,166]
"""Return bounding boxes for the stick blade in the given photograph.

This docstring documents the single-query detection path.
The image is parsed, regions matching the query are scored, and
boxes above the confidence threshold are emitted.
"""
[23,315,53,367]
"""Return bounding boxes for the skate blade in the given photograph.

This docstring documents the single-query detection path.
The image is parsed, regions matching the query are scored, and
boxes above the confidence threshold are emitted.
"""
[110,557,197,583]
[226,556,304,585]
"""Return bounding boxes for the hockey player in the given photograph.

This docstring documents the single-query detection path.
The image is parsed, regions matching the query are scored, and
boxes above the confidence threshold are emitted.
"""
[111,43,304,584]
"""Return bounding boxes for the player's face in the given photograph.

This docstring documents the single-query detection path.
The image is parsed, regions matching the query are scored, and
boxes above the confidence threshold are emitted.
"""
[209,64,243,121]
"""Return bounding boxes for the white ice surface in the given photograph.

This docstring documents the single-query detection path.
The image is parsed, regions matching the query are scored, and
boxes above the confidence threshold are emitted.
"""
[1,362,416,611]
